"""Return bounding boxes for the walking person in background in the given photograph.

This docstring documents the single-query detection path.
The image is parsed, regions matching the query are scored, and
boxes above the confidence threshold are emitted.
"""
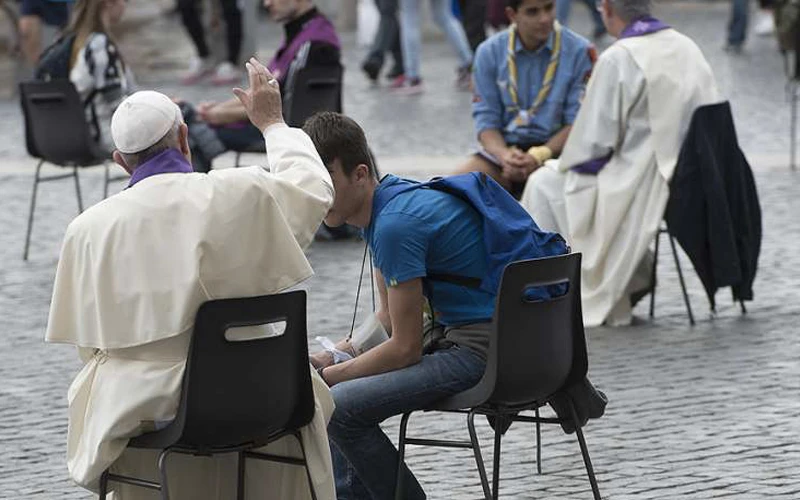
[361,0,405,85]
[556,0,607,40]
[178,0,244,84]
[727,0,776,52]
[396,0,474,93]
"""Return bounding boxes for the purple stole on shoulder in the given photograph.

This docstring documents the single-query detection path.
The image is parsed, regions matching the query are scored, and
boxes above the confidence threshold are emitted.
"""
[268,14,340,82]
[619,17,670,39]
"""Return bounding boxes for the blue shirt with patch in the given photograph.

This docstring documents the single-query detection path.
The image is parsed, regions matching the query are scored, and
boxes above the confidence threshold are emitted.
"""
[364,176,495,326]
[472,25,594,146]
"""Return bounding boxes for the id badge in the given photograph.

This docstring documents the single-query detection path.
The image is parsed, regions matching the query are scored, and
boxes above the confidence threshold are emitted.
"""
[515,110,530,126]
[505,110,529,133]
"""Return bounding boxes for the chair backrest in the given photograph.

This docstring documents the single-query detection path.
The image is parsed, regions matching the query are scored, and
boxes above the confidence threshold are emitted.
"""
[284,63,343,128]
[485,253,587,407]
[19,80,97,165]
[172,291,315,450]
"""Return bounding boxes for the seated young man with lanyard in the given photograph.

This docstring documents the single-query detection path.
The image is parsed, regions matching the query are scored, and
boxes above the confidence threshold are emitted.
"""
[302,111,566,500]
[454,0,595,198]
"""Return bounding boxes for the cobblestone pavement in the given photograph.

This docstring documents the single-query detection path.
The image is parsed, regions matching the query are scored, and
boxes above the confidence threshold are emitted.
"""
[1,1,800,499]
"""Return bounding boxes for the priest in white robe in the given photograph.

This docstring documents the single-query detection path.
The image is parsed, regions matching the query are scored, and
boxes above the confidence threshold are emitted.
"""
[520,0,721,327]
[45,59,337,499]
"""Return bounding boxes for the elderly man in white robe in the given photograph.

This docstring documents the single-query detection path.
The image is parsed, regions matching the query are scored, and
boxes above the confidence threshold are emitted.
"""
[520,0,721,327]
[45,58,336,499]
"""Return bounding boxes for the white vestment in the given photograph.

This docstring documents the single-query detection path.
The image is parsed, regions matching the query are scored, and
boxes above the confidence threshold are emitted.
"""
[45,125,337,499]
[521,28,721,327]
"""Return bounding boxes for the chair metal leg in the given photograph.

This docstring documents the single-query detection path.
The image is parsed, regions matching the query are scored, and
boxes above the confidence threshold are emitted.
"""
[667,233,695,325]
[394,412,412,500]
[567,402,602,500]
[237,451,245,500]
[23,160,43,261]
[649,229,661,318]
[535,407,542,475]
[791,82,798,171]
[104,163,110,199]
[157,448,172,500]
[73,166,83,213]
[294,431,319,500]
[491,416,503,500]
[467,410,493,500]
[235,152,242,168]
[98,470,109,499]
[740,300,747,315]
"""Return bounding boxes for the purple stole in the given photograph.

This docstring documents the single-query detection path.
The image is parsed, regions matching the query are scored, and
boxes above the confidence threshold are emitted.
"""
[619,17,671,40]
[128,149,194,188]
[571,17,670,174]
[267,14,341,83]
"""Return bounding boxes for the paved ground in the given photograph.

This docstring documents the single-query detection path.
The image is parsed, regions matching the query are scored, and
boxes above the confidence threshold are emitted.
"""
[1,1,799,499]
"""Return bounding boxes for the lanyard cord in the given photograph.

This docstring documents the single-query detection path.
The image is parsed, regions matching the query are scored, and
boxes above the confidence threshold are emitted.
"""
[506,21,563,121]
[348,242,371,341]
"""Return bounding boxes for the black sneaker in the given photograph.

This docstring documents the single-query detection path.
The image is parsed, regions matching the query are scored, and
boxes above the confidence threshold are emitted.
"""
[361,59,381,82]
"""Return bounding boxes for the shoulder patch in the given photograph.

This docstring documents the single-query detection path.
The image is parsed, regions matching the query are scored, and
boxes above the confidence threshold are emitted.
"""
[588,45,598,64]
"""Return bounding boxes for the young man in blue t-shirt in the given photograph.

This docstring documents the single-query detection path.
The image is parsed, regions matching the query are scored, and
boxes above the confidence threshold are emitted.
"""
[304,112,492,500]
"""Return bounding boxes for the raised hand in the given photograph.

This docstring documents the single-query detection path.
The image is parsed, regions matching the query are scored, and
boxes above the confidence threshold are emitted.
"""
[232,57,284,131]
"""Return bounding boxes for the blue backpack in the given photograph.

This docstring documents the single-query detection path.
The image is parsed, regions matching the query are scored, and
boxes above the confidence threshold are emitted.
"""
[373,173,569,300]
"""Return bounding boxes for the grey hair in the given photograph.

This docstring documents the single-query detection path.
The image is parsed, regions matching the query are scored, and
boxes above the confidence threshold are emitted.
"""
[120,116,183,168]
[608,0,652,23]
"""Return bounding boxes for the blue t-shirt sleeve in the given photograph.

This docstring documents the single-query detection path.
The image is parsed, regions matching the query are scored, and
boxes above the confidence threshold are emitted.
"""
[472,41,504,137]
[372,212,430,287]
[564,44,595,125]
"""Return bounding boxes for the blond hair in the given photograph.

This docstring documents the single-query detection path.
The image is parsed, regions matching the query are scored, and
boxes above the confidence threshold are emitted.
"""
[68,0,120,68]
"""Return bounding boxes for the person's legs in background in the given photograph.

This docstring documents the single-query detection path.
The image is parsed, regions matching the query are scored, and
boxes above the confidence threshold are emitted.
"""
[458,0,488,52]
[211,0,244,84]
[727,0,749,51]
[397,0,424,92]
[429,0,473,89]
[580,0,606,39]
[19,0,69,70]
[178,0,216,83]
[555,0,571,27]
[753,0,775,36]
[362,0,404,83]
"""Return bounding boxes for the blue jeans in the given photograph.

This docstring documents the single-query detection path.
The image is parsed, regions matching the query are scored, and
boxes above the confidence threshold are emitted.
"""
[556,0,605,36]
[399,0,474,80]
[328,346,486,500]
[728,0,749,46]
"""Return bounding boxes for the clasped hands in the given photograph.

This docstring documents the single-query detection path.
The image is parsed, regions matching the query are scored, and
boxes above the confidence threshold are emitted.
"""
[500,146,540,183]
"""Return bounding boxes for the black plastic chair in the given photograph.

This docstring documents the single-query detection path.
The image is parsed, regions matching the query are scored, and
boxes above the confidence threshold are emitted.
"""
[18,80,110,260]
[394,253,601,500]
[98,291,320,500]
[283,63,343,128]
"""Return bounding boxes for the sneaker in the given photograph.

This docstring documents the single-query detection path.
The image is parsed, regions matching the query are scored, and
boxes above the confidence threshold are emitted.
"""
[724,43,744,55]
[361,58,381,82]
[392,77,424,95]
[181,57,215,85]
[210,61,243,85]
[456,66,471,91]
[753,10,775,37]
[388,74,406,89]
[386,65,404,80]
